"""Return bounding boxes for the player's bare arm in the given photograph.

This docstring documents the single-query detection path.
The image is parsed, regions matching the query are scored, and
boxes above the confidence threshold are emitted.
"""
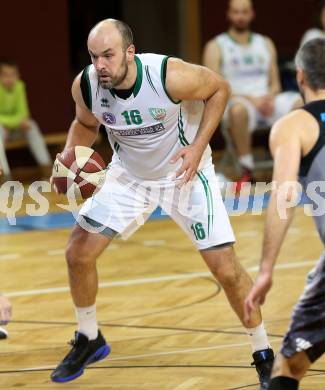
[266,37,281,97]
[51,74,101,192]
[65,73,100,150]
[167,58,231,185]
[202,39,222,74]
[244,112,304,324]
[245,38,281,117]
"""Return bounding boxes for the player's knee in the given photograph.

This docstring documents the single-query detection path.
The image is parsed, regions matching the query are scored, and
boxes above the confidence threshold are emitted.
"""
[65,242,92,268]
[272,352,308,380]
[286,357,309,378]
[207,251,240,287]
[229,103,248,120]
[216,265,240,287]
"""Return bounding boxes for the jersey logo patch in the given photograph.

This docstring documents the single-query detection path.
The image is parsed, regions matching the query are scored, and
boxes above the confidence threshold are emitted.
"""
[101,98,110,108]
[149,108,167,121]
[109,123,165,136]
[102,112,116,125]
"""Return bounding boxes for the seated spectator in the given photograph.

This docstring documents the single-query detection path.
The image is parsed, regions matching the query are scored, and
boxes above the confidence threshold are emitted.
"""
[0,59,52,180]
[300,0,325,46]
[203,0,301,191]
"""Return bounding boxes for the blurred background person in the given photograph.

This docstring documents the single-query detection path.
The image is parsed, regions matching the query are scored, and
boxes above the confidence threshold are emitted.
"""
[0,59,52,181]
[203,0,302,192]
[300,0,325,46]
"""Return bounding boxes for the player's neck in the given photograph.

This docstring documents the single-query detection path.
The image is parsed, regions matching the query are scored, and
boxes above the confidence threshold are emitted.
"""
[228,28,251,44]
[305,89,325,103]
[114,61,137,91]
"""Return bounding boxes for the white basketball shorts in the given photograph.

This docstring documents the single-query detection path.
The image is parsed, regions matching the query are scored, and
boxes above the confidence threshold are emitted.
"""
[78,162,235,250]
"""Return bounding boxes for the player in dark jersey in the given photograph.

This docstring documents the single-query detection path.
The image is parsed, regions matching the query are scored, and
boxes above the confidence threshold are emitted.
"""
[245,37,325,389]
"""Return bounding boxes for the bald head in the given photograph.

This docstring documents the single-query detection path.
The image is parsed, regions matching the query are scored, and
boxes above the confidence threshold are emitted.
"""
[228,0,253,10]
[227,0,254,32]
[87,19,135,90]
[88,19,133,51]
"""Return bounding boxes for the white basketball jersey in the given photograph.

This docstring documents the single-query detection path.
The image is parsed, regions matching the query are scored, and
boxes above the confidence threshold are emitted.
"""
[81,53,211,180]
[216,33,271,97]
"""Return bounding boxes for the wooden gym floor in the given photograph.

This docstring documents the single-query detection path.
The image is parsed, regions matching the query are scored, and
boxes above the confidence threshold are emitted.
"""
[0,191,324,389]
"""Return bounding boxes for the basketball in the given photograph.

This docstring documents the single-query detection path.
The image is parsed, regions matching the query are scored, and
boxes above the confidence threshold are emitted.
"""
[52,146,106,199]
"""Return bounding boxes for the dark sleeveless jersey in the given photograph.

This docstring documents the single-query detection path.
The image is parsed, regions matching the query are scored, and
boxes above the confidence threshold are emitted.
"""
[299,100,325,244]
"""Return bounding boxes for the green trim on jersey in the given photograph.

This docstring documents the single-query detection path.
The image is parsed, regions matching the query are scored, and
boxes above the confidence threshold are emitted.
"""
[177,108,213,235]
[113,141,120,153]
[109,88,116,99]
[197,171,214,235]
[80,65,92,111]
[161,56,181,104]
[108,55,142,99]
[145,65,159,96]
[177,109,189,146]
[226,31,253,44]
[133,55,143,97]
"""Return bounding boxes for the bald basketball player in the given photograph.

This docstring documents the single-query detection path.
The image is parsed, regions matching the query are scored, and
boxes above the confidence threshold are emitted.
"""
[203,0,301,192]
[51,19,274,387]
[245,38,325,389]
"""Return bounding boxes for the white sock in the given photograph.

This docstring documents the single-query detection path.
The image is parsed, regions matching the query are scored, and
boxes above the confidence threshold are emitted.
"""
[246,322,271,352]
[239,154,254,171]
[75,304,98,341]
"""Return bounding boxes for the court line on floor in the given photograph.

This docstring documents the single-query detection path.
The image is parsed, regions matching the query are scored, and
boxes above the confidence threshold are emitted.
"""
[105,339,283,362]
[0,340,282,374]
[0,363,265,374]
[1,362,324,377]
[6,259,317,298]
[7,319,283,339]
[228,371,325,390]
[0,253,21,261]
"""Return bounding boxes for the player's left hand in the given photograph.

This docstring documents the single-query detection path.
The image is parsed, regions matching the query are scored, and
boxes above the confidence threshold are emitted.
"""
[170,144,203,187]
[244,270,273,326]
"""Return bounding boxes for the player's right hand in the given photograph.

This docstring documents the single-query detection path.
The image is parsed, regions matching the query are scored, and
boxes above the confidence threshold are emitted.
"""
[0,296,12,325]
[170,144,203,187]
[244,270,273,326]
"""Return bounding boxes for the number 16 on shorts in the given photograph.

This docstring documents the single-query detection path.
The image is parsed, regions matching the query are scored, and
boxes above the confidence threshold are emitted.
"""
[191,222,206,240]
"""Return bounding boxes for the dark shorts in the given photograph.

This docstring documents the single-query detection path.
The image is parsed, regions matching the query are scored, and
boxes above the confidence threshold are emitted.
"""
[281,252,325,363]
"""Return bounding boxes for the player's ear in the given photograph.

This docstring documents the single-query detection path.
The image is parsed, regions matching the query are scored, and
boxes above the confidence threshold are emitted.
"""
[296,68,304,88]
[126,45,135,62]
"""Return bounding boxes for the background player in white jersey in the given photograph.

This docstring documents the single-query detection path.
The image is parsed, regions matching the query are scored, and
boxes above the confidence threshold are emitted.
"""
[203,0,301,191]
[245,38,325,389]
[51,19,274,388]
